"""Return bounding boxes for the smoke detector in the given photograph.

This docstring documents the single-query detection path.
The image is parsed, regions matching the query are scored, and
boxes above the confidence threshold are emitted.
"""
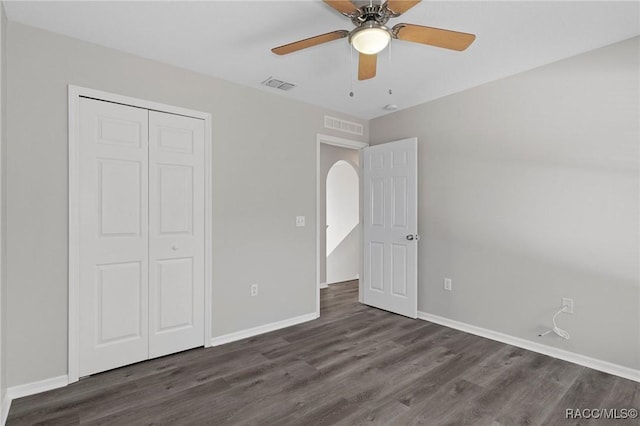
[261,77,297,91]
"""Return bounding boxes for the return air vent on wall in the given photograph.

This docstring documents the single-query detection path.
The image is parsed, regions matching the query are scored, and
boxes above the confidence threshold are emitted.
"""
[324,115,364,136]
[261,76,297,91]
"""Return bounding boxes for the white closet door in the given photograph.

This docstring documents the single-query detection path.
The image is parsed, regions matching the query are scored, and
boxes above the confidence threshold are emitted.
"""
[79,98,150,376]
[148,111,205,358]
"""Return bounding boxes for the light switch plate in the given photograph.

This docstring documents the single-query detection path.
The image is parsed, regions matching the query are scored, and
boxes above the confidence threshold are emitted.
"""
[296,216,305,227]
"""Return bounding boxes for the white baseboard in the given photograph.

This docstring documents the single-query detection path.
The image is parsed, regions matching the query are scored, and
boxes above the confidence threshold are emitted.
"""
[2,375,68,425]
[210,312,317,347]
[418,311,639,383]
[326,276,359,286]
[1,392,11,426]
[319,282,328,289]
[7,375,69,401]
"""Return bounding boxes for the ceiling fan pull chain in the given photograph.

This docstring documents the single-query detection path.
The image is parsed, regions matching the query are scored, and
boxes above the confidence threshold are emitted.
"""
[349,43,355,97]
[388,40,393,95]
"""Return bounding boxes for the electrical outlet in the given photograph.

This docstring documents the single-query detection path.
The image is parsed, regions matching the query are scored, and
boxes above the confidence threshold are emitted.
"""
[251,284,258,297]
[296,216,305,227]
[562,297,574,314]
[443,278,452,291]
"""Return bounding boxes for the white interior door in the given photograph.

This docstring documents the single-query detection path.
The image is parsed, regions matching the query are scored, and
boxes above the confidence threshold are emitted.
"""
[363,138,418,318]
[79,98,150,376]
[148,111,205,358]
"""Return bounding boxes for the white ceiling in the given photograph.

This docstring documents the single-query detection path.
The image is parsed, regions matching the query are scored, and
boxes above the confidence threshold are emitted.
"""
[4,1,639,119]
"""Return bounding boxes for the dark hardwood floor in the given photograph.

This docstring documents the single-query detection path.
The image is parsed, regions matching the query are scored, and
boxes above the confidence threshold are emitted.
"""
[8,280,640,425]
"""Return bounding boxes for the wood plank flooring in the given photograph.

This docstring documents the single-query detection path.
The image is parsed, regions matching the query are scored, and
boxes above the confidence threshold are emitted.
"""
[7,280,640,425]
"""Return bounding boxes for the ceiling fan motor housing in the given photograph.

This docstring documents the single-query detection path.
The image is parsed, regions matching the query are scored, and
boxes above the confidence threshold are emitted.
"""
[350,4,393,27]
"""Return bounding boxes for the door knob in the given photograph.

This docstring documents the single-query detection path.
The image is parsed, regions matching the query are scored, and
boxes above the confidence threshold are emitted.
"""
[406,234,420,241]
[406,235,414,241]
[171,245,178,251]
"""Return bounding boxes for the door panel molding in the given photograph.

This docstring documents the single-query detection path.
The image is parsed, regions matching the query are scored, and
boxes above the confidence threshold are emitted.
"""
[68,85,213,383]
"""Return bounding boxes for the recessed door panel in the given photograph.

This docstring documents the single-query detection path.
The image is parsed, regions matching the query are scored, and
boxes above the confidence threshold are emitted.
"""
[391,150,408,168]
[369,242,385,292]
[158,126,194,153]
[99,159,141,237]
[371,178,385,227]
[98,116,142,148]
[97,262,142,345]
[158,164,193,235]
[390,244,407,297]
[370,152,384,170]
[391,176,408,229]
[157,258,194,332]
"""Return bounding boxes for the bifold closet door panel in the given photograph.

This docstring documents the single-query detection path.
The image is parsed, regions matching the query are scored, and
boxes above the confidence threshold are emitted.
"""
[78,98,150,376]
[148,111,206,358]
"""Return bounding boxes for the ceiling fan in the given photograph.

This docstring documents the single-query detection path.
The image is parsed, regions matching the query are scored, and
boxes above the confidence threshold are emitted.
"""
[271,0,476,81]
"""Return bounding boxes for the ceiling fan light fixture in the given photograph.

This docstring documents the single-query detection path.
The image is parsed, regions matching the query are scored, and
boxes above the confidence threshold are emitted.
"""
[349,23,391,55]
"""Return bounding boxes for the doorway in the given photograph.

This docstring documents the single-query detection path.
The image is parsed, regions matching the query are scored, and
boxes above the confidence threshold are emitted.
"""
[316,134,368,316]
[326,160,359,284]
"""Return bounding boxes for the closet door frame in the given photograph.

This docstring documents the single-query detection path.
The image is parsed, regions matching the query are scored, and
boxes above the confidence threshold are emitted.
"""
[68,85,213,384]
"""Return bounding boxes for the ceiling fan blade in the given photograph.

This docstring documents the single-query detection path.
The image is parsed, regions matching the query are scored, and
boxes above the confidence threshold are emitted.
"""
[393,23,476,51]
[323,0,359,16]
[271,30,349,55]
[358,53,377,81]
[385,0,422,15]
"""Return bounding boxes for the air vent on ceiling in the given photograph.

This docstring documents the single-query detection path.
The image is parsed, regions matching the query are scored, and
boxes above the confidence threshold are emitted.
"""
[324,115,364,136]
[262,77,297,91]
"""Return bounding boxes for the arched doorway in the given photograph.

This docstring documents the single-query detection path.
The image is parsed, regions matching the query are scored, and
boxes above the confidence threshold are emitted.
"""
[326,160,360,284]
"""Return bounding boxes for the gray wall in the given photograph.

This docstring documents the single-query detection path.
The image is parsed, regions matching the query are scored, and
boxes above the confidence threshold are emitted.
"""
[5,22,368,387]
[0,1,6,411]
[370,37,640,370]
[327,225,359,284]
[319,144,360,284]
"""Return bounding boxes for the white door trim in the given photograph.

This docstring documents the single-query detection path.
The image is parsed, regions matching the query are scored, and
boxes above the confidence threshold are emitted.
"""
[68,85,213,383]
[0,11,3,424]
[315,134,368,316]
[318,134,368,150]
